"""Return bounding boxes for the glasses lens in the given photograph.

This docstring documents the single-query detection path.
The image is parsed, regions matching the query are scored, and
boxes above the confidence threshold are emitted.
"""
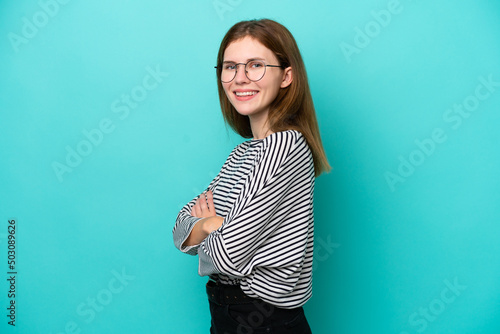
[221,63,236,83]
[219,61,266,82]
[246,60,266,81]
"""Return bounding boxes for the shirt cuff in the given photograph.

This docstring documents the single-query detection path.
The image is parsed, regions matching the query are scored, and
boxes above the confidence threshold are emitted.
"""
[174,215,203,255]
[198,242,219,276]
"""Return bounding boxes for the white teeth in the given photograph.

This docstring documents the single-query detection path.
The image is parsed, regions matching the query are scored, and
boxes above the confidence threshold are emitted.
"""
[235,91,258,96]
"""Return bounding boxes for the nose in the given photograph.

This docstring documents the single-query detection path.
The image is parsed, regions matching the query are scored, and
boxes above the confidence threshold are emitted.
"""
[234,64,250,84]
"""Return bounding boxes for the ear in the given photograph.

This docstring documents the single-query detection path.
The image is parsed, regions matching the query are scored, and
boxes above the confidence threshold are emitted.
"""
[280,66,293,88]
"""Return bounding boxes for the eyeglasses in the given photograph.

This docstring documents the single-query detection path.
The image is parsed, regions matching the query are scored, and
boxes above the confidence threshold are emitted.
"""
[214,60,284,83]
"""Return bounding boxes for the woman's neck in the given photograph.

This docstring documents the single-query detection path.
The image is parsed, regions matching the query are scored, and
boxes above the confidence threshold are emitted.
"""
[249,112,272,140]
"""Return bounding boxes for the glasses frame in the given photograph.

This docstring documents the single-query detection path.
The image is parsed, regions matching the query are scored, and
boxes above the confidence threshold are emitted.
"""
[214,60,285,83]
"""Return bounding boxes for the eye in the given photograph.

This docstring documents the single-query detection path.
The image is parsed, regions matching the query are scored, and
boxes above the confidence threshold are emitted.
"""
[249,61,263,68]
[223,63,236,70]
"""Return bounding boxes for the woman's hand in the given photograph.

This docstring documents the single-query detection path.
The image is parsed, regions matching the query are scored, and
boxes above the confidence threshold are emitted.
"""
[183,190,224,248]
[191,190,217,218]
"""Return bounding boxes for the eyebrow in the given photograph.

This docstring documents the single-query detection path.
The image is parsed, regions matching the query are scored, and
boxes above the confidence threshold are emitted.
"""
[222,57,266,63]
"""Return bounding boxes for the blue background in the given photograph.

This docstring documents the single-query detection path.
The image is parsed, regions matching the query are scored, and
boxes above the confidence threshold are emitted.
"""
[1,0,499,333]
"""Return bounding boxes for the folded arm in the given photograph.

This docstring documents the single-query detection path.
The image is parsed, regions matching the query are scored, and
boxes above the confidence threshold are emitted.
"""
[182,190,224,247]
[198,132,313,280]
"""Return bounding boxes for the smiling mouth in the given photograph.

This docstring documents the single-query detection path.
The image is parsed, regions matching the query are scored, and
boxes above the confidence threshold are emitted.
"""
[234,91,259,97]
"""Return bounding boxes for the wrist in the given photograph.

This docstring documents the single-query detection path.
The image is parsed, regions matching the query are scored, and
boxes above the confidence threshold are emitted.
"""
[201,216,222,235]
[201,217,214,235]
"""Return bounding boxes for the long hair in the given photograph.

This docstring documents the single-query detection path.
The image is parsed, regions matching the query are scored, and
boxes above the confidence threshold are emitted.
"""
[215,19,331,177]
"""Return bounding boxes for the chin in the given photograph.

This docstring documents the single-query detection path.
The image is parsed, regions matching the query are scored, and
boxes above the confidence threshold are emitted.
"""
[235,107,262,117]
[234,108,253,116]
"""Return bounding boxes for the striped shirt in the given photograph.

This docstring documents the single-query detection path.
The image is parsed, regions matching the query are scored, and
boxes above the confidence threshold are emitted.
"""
[173,130,315,309]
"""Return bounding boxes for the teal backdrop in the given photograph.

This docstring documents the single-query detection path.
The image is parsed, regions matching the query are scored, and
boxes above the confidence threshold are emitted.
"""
[1,1,499,333]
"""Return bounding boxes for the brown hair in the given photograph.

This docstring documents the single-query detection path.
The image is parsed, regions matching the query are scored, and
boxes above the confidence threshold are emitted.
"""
[215,19,331,177]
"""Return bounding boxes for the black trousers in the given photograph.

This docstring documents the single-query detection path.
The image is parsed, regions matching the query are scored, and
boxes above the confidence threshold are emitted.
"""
[206,280,312,333]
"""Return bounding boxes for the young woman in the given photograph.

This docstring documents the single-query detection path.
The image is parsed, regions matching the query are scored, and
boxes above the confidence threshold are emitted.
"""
[173,19,330,333]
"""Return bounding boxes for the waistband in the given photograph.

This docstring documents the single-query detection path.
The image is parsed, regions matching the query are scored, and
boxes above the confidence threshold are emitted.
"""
[206,279,259,305]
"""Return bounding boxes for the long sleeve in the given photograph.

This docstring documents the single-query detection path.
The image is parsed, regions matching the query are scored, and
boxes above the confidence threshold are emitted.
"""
[197,131,315,305]
[172,146,236,255]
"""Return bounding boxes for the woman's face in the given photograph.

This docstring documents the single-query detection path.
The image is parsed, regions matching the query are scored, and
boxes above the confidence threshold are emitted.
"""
[222,36,292,122]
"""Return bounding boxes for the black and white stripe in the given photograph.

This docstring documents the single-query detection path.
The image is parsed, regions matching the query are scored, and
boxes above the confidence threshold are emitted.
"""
[173,130,315,309]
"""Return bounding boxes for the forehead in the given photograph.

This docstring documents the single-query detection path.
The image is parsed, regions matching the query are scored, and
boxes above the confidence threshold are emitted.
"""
[223,36,277,62]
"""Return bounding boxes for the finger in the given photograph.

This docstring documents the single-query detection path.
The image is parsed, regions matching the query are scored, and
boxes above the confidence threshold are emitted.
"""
[191,202,198,216]
[191,196,202,216]
[206,190,215,215]
[199,193,208,212]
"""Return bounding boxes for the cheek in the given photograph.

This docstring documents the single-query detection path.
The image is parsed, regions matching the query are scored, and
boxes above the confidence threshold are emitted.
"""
[263,75,282,93]
[263,80,281,99]
[222,84,232,98]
